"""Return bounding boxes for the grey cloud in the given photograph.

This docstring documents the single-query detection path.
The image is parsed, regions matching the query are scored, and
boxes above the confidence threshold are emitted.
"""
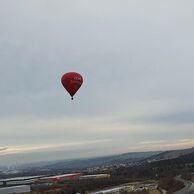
[133,110,194,125]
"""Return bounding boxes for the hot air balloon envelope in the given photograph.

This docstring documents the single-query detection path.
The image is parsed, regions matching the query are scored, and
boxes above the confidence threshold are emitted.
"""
[61,72,83,99]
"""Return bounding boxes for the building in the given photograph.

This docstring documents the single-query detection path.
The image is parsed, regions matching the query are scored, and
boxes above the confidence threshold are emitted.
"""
[35,173,83,184]
[0,176,44,186]
[79,174,110,180]
[0,185,31,194]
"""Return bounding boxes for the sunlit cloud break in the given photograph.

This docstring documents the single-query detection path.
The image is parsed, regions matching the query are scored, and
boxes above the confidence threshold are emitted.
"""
[139,140,166,145]
[0,147,8,152]
[0,139,110,156]
[134,139,194,151]
[179,139,194,143]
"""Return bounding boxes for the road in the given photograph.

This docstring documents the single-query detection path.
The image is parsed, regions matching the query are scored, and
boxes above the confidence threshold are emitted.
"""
[173,175,194,194]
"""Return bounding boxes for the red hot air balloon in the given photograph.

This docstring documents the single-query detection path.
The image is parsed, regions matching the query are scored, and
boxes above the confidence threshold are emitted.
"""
[61,72,83,100]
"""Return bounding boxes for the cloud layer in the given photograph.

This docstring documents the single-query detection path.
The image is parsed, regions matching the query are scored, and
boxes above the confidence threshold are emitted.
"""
[0,0,194,165]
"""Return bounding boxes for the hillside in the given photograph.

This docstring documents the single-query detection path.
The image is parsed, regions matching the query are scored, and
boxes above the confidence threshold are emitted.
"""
[147,147,194,163]
[149,152,194,167]
[43,151,161,171]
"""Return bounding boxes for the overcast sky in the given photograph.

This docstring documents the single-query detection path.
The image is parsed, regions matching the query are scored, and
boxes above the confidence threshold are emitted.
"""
[0,0,194,166]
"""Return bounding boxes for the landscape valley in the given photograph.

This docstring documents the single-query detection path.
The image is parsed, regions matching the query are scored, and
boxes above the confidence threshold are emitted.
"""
[1,146,194,193]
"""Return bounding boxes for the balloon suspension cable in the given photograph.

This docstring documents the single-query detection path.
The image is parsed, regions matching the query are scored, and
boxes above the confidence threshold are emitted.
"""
[71,97,74,100]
